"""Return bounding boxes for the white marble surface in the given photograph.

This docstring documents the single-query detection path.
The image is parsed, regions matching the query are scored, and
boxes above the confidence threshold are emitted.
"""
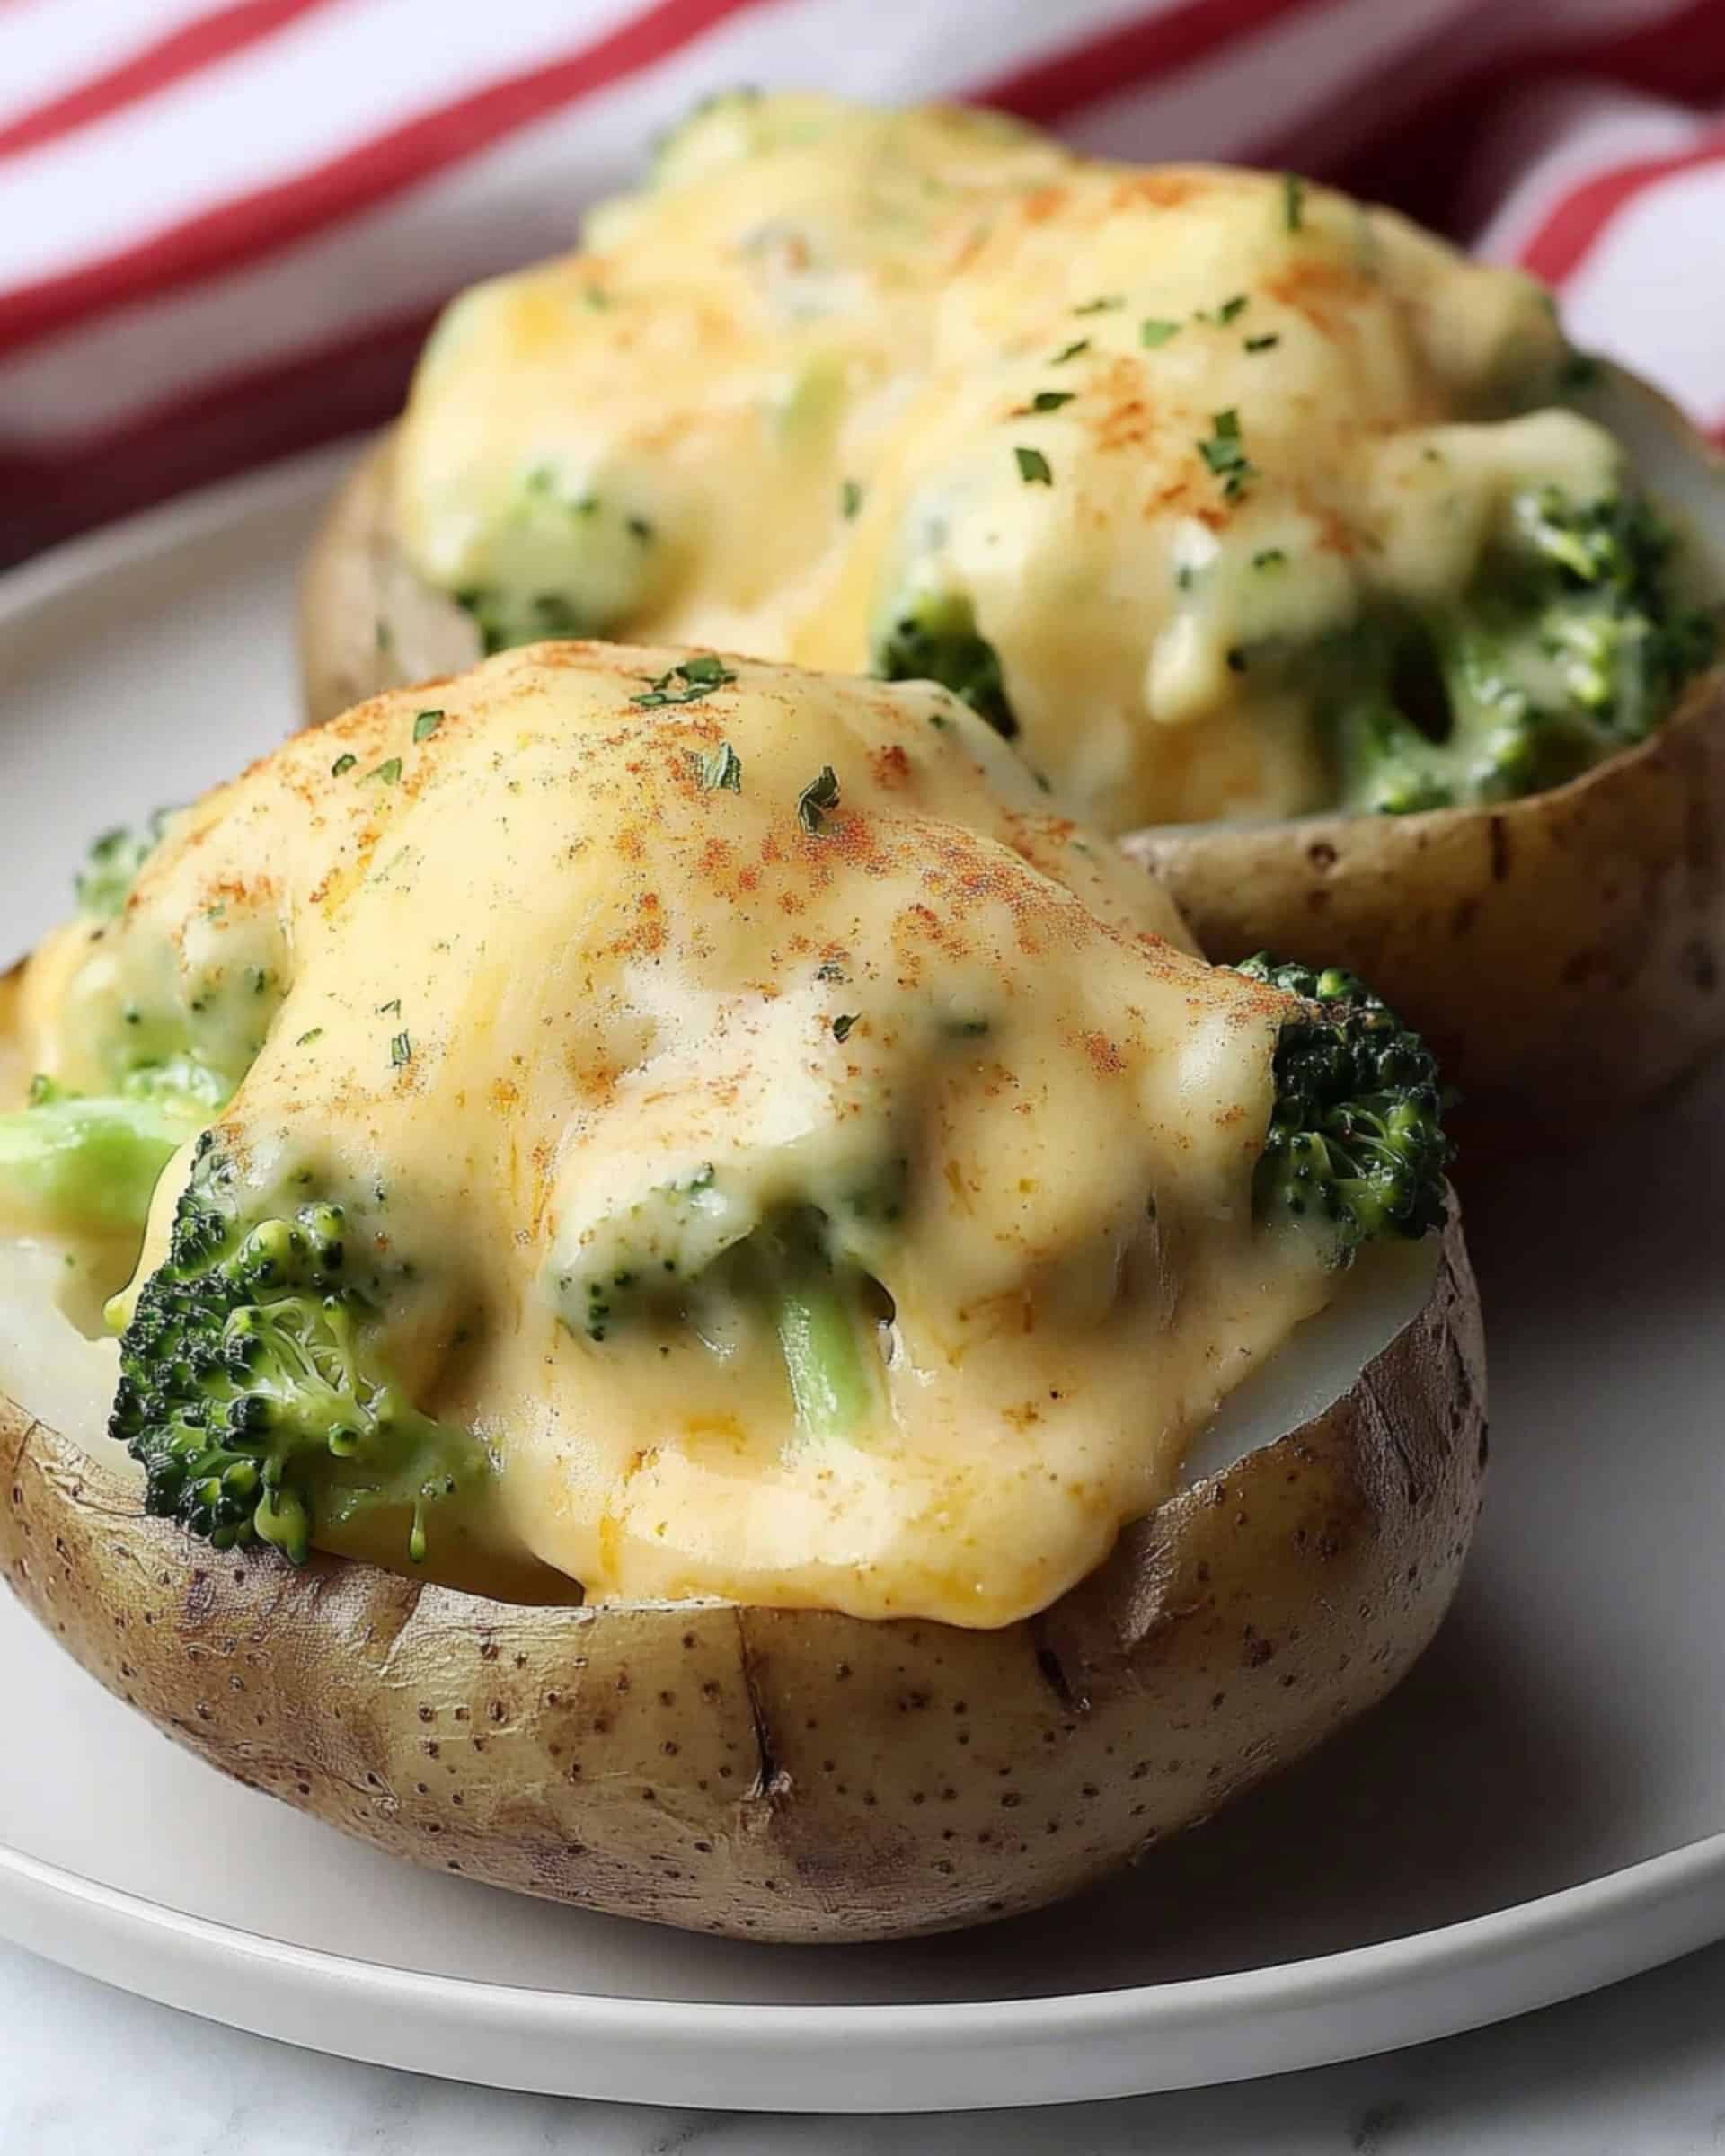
[5,1939,1725,2152]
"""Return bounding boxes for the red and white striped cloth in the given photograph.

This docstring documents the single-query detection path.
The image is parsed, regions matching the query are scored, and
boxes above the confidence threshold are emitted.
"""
[1,0,1721,567]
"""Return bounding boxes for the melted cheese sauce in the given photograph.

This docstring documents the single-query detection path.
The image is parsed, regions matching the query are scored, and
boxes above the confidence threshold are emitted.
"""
[13,647,1345,1626]
[394,93,1619,832]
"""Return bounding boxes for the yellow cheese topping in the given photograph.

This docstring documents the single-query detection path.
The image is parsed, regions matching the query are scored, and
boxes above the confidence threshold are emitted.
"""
[18,648,1341,1626]
[394,92,1621,831]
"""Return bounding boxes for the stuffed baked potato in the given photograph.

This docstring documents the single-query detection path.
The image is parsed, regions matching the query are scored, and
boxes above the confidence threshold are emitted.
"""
[299,93,1725,1143]
[0,645,1482,1940]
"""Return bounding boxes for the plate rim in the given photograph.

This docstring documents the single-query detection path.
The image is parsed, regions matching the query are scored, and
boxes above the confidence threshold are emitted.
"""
[5,445,1725,2107]
[7,1820,1725,2034]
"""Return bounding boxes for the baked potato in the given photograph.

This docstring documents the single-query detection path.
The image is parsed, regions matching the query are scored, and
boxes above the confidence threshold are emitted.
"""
[0,644,1483,1941]
[298,93,1725,1142]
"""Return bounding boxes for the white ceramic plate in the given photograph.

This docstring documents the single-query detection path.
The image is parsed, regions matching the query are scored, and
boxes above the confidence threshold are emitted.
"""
[2,452,1723,2113]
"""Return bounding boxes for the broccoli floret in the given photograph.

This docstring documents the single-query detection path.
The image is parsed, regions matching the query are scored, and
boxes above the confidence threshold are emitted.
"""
[0,1084,203,1241]
[874,590,1019,738]
[75,808,174,917]
[0,1057,226,1243]
[456,585,599,658]
[110,1141,488,1565]
[1237,956,1451,1255]
[553,1172,886,1442]
[452,473,667,655]
[1333,486,1718,815]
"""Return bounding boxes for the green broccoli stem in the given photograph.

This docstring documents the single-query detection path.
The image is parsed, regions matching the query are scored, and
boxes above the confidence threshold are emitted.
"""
[758,1215,877,1442]
[0,1093,199,1240]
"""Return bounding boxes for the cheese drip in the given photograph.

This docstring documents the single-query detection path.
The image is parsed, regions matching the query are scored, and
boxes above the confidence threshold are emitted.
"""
[394,92,1624,830]
[14,647,1339,1626]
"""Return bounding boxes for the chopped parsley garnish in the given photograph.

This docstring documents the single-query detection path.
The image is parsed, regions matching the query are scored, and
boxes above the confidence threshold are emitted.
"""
[695,740,743,792]
[839,478,864,519]
[390,1031,413,1069]
[376,997,402,1016]
[1283,172,1305,233]
[626,516,655,545]
[1139,317,1181,348]
[632,655,738,708]
[1026,390,1074,412]
[1252,547,1287,570]
[331,753,357,778]
[1198,409,1256,502]
[1072,295,1123,315]
[797,766,841,835]
[816,959,847,982]
[832,1013,858,1042]
[375,620,393,654]
[1050,338,1091,365]
[1199,294,1250,326]
[1243,332,1280,353]
[1014,445,1053,485]
[584,285,611,309]
[412,709,445,742]
[296,1028,323,1047]
[367,757,403,786]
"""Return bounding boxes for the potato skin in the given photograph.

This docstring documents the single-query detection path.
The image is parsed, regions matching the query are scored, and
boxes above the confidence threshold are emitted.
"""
[1126,670,1725,1151]
[1,1217,1483,1943]
[298,432,478,728]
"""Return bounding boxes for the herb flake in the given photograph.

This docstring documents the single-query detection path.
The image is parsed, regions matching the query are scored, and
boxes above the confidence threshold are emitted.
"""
[839,478,864,519]
[1283,172,1305,233]
[1050,338,1091,365]
[390,1030,412,1069]
[632,655,738,708]
[367,757,403,786]
[832,1012,858,1042]
[797,766,841,835]
[1243,332,1280,353]
[1139,317,1181,349]
[1198,409,1256,501]
[1072,294,1122,315]
[1014,445,1053,486]
[1026,390,1074,412]
[412,708,445,742]
[696,740,743,792]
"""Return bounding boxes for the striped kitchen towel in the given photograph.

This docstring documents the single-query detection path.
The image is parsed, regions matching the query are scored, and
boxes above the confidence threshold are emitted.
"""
[1,0,1721,565]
